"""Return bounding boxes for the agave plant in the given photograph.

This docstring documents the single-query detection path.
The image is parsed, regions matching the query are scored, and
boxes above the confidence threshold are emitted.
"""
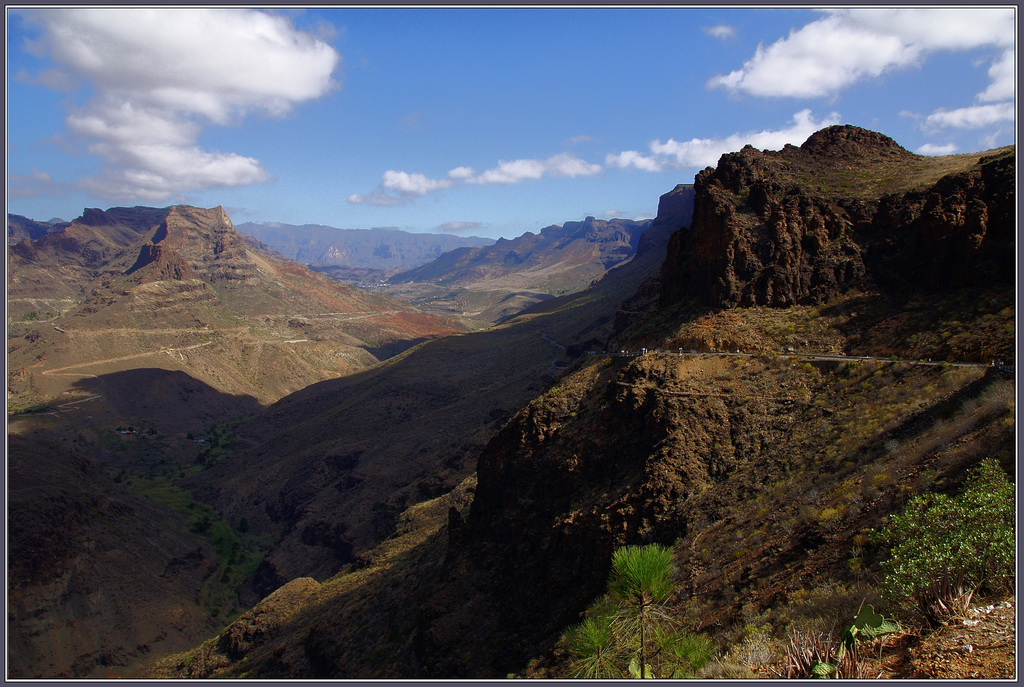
[794,603,899,679]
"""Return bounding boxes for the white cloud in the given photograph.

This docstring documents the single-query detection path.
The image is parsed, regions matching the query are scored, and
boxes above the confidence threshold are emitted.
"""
[708,8,1014,98]
[447,166,476,180]
[470,158,546,185]
[925,102,1015,130]
[382,170,453,196]
[546,152,603,179]
[703,24,736,40]
[20,8,339,201]
[349,166,467,205]
[977,49,1016,103]
[605,149,666,172]
[469,152,602,185]
[917,142,958,156]
[607,109,841,172]
[349,152,602,206]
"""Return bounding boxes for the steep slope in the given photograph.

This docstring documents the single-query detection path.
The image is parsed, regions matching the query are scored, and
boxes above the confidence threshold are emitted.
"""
[8,433,220,678]
[145,129,1013,680]
[412,130,1016,676]
[387,216,653,322]
[7,205,467,409]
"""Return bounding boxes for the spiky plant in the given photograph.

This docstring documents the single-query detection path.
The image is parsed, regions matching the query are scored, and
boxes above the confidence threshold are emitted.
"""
[563,544,713,679]
[563,612,622,679]
[607,543,675,677]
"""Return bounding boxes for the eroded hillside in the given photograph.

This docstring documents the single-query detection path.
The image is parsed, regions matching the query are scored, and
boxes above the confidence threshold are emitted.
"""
[8,205,466,409]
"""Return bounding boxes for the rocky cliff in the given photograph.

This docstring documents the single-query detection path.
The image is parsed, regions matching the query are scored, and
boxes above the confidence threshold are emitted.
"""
[411,129,1016,676]
[659,126,1014,308]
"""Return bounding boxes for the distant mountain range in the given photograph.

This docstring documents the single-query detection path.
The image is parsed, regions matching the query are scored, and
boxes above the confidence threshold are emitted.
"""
[234,222,493,272]
[7,213,70,244]
[391,216,651,286]
[385,216,658,322]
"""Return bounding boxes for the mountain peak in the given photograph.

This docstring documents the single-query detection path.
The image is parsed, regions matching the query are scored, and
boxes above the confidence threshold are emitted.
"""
[800,124,912,159]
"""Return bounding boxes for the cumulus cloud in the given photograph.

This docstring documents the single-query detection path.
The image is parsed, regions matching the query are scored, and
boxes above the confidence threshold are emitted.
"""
[703,24,736,40]
[924,102,1015,130]
[977,49,1015,103]
[708,8,1014,98]
[607,109,841,172]
[469,152,602,185]
[382,170,453,196]
[19,8,339,201]
[348,166,468,205]
[917,142,958,156]
[349,153,601,205]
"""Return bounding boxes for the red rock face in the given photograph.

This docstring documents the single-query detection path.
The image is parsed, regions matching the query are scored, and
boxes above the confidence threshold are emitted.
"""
[659,126,1014,309]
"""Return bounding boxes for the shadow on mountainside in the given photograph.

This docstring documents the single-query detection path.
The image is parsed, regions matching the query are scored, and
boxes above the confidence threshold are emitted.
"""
[70,368,262,434]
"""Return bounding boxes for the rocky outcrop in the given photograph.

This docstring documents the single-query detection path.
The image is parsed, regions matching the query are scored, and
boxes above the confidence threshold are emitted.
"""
[613,184,695,333]
[659,126,1015,308]
[124,242,196,282]
[416,352,754,676]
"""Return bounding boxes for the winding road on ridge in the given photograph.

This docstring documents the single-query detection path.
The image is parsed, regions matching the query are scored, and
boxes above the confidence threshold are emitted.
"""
[610,347,1007,370]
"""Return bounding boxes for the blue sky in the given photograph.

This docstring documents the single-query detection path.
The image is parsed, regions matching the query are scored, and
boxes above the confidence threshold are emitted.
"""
[6,6,1016,239]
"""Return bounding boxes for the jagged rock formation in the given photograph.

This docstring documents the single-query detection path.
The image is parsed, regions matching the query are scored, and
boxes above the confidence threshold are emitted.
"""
[660,125,1015,308]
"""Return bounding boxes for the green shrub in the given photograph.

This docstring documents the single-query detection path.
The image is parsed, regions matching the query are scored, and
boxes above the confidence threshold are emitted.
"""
[873,459,1014,622]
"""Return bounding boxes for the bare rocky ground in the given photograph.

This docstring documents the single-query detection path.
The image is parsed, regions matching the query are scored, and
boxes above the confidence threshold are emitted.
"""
[892,596,1016,680]
[750,595,1017,679]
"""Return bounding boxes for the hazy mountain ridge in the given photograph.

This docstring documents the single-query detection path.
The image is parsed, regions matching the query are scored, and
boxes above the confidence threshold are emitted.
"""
[235,221,493,271]
[7,213,70,245]
[390,216,650,285]
[385,216,654,322]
